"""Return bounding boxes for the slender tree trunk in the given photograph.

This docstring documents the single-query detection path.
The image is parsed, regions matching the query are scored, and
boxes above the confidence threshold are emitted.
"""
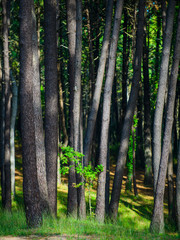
[177,138,180,232]
[109,0,145,220]
[121,9,128,124]
[0,49,5,207]
[73,0,86,219]
[44,0,58,216]
[10,72,18,198]
[3,0,11,211]
[83,0,114,167]
[95,0,124,223]
[19,0,42,227]
[66,0,78,217]
[150,8,180,234]
[152,0,175,195]
[143,18,152,185]
[167,140,175,220]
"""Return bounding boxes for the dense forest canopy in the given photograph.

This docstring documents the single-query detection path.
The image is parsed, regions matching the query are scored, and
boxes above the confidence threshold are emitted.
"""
[0,0,180,237]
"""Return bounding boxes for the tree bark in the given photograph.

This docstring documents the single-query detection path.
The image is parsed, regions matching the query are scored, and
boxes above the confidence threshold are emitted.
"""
[152,0,175,194]
[19,0,42,227]
[150,8,180,234]
[44,0,58,216]
[2,0,11,211]
[10,72,18,198]
[95,0,124,223]
[177,136,180,232]
[109,0,145,220]
[143,18,152,185]
[83,0,114,167]
[66,0,78,217]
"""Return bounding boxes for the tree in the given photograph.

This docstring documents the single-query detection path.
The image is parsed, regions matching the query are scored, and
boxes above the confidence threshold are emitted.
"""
[44,0,58,216]
[66,0,78,217]
[2,0,11,211]
[143,15,152,185]
[109,0,145,220]
[177,134,180,232]
[152,0,175,194]
[150,7,180,234]
[95,0,124,223]
[83,0,114,167]
[19,0,43,227]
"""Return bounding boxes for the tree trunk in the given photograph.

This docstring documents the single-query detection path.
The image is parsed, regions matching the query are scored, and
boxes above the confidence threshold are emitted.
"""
[150,8,180,234]
[72,0,86,219]
[10,72,18,198]
[95,0,124,223]
[167,140,175,220]
[152,0,175,194]
[143,17,152,185]
[0,48,5,207]
[109,0,145,220]
[177,137,180,232]
[83,0,114,167]
[3,0,11,211]
[66,0,78,217]
[19,0,42,227]
[44,0,58,216]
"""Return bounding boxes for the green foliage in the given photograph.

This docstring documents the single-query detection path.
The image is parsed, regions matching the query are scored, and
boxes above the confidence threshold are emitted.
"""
[60,145,103,188]
[60,145,103,213]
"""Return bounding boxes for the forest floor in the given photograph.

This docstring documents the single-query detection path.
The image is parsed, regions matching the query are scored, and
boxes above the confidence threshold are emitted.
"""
[0,147,179,239]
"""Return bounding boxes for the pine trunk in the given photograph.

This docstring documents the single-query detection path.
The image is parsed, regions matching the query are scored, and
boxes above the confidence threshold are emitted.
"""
[109,0,145,220]
[44,0,58,216]
[95,0,124,223]
[150,8,180,234]
[152,0,175,194]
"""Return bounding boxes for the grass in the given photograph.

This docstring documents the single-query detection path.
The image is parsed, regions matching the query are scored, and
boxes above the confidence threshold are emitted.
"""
[0,182,179,239]
[0,147,179,239]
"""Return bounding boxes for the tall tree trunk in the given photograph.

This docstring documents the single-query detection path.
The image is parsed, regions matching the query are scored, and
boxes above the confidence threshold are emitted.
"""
[152,0,175,194]
[73,0,86,219]
[95,0,124,223]
[66,0,78,217]
[167,140,175,220]
[19,0,42,227]
[0,47,5,207]
[109,0,145,220]
[10,72,18,198]
[83,0,114,167]
[32,5,50,214]
[44,0,58,216]
[121,9,128,124]
[150,8,180,234]
[143,17,152,185]
[2,0,11,211]
[177,137,180,232]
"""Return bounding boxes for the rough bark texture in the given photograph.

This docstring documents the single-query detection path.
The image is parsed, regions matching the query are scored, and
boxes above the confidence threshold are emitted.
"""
[143,20,152,185]
[44,0,58,216]
[66,0,78,217]
[73,0,86,219]
[150,8,180,234]
[83,0,114,167]
[95,0,124,223]
[19,0,42,227]
[109,0,145,220]
[3,0,11,211]
[32,6,50,214]
[152,0,175,194]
